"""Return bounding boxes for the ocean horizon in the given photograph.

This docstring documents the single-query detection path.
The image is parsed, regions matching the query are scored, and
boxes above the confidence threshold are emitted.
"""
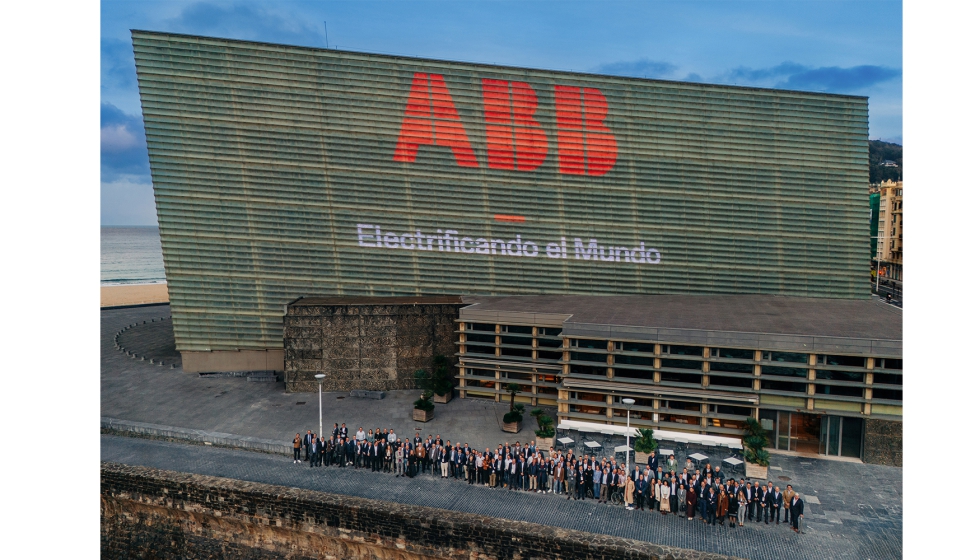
[101,226,166,285]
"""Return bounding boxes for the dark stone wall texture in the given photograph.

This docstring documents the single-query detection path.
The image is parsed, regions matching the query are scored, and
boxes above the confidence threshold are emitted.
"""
[101,462,742,560]
[863,418,902,467]
[284,303,463,393]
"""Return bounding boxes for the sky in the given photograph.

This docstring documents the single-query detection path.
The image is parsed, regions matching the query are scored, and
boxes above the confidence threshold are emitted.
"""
[101,0,902,225]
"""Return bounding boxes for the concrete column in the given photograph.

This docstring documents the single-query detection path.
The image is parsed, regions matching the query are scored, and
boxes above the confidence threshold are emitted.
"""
[607,395,614,420]
[495,370,501,403]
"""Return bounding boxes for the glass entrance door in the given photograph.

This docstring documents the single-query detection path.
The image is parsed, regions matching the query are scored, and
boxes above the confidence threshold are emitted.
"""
[818,415,863,458]
[777,412,792,450]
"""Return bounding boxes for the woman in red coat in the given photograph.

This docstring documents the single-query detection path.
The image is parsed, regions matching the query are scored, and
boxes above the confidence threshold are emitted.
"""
[685,483,697,520]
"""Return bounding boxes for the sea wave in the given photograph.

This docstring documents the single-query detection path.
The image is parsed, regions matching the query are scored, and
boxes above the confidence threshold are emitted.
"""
[100,279,168,286]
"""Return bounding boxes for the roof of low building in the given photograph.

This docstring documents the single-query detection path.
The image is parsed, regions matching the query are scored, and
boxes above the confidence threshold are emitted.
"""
[459,294,901,356]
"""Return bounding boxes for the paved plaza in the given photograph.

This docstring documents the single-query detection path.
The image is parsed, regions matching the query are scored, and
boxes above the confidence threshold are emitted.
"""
[102,304,903,559]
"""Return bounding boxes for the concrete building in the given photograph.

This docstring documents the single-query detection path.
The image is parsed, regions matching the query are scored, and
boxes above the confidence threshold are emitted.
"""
[455,295,902,465]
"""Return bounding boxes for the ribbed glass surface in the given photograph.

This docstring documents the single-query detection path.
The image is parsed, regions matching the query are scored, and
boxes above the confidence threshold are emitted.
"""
[133,31,869,352]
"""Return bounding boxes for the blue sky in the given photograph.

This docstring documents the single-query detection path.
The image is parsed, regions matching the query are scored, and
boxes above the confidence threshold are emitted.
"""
[101,0,902,225]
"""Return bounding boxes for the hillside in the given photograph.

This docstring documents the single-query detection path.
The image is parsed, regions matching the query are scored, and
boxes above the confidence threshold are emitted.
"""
[869,140,902,184]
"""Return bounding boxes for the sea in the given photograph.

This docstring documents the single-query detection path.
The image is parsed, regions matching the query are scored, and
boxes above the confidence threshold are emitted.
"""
[101,226,166,285]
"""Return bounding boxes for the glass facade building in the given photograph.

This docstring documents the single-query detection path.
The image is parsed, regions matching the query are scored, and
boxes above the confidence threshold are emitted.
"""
[132,31,870,372]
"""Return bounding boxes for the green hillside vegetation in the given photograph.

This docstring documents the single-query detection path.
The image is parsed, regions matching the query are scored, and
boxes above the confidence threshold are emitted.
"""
[869,140,902,184]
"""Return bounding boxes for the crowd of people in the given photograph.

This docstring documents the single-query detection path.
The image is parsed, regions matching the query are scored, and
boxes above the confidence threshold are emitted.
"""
[291,423,806,533]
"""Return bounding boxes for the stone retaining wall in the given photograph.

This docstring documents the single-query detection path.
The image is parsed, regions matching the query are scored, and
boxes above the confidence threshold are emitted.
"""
[863,418,902,467]
[101,461,742,560]
[284,299,463,393]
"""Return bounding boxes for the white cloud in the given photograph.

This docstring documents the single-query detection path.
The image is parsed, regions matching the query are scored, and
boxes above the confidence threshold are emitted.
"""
[101,124,140,152]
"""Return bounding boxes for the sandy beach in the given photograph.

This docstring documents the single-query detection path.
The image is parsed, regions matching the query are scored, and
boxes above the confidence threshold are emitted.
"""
[101,283,170,307]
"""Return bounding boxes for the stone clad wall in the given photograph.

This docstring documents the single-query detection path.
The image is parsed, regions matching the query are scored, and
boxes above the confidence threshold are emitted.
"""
[284,302,462,393]
[101,462,741,560]
[863,418,902,467]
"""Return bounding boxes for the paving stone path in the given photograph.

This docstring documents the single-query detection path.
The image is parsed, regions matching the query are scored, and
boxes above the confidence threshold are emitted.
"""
[102,435,901,560]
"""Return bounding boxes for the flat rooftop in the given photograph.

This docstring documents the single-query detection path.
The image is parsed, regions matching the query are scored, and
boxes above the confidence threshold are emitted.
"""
[291,296,464,306]
[460,295,902,357]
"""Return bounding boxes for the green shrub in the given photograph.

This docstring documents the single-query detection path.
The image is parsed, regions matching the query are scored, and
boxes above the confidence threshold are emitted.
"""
[431,354,454,396]
[742,417,771,467]
[413,390,434,412]
[633,428,658,454]
[503,403,525,424]
[415,355,455,397]
[530,408,555,438]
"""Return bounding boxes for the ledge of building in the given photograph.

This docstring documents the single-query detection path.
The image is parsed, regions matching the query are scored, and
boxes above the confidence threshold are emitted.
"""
[101,417,290,455]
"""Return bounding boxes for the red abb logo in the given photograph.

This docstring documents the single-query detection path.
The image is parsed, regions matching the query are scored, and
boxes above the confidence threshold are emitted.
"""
[393,72,617,176]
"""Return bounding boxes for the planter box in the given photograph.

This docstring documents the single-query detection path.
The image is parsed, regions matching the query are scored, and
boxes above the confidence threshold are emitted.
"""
[745,462,768,480]
[535,435,555,452]
[635,451,652,466]
[502,420,523,434]
[433,391,453,404]
[412,408,434,423]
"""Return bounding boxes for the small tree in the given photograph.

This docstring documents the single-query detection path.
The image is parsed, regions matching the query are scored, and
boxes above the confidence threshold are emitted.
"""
[633,428,658,454]
[503,403,525,424]
[506,382,520,411]
[742,417,771,467]
[431,354,454,397]
[413,390,434,412]
[530,409,555,439]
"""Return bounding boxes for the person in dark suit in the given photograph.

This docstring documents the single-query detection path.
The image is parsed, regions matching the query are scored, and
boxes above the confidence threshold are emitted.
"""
[308,435,319,467]
[339,423,348,439]
[751,481,763,522]
[345,437,356,467]
[303,430,313,461]
[636,474,649,511]
[371,441,381,472]
[790,494,805,532]
[706,487,718,525]
[745,482,756,521]
[648,452,658,474]
[669,477,679,514]
[332,423,339,439]
[698,480,710,521]
[758,483,772,523]
[324,437,334,467]
[770,486,783,525]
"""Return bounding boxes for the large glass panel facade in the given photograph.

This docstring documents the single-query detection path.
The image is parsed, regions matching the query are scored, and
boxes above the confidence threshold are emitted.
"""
[661,358,702,370]
[715,348,754,360]
[841,417,863,457]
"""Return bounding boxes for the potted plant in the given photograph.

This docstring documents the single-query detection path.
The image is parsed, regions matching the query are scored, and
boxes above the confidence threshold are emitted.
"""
[430,355,454,404]
[502,383,524,433]
[742,417,771,479]
[413,390,435,422]
[633,428,658,466]
[530,408,555,450]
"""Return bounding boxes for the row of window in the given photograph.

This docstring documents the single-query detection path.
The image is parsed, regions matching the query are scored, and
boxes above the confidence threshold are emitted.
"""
[466,323,562,337]
[461,330,902,372]
[462,367,902,403]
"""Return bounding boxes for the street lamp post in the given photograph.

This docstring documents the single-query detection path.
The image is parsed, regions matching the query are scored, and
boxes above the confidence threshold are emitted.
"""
[315,374,326,438]
[623,398,635,477]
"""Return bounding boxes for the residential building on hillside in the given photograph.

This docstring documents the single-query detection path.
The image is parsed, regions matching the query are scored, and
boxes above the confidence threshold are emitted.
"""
[875,180,903,289]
